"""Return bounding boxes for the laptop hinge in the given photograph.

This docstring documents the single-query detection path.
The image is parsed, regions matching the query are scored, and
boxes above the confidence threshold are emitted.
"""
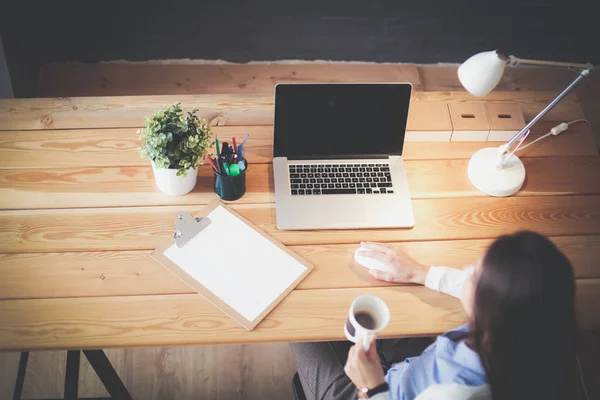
[286,154,398,161]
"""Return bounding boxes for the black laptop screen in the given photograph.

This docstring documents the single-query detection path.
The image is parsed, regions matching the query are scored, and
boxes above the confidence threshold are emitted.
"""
[273,83,411,159]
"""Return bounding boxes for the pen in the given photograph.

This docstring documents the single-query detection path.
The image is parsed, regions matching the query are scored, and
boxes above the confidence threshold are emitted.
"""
[238,134,249,160]
[217,158,224,175]
[240,134,249,147]
[232,137,238,153]
[205,155,219,173]
[220,152,229,170]
[215,137,221,158]
[221,142,229,157]
[223,161,230,176]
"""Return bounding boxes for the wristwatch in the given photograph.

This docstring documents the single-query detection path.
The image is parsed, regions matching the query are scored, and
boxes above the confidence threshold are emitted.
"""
[359,381,389,398]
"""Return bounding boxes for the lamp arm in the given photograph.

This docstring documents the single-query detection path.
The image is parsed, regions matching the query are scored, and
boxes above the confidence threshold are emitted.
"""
[504,68,592,150]
[509,56,593,71]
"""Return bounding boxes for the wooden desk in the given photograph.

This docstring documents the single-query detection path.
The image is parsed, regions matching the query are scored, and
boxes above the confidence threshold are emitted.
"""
[0,92,599,351]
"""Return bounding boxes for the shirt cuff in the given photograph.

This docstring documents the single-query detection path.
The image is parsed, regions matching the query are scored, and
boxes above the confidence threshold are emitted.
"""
[424,266,466,299]
[369,392,390,400]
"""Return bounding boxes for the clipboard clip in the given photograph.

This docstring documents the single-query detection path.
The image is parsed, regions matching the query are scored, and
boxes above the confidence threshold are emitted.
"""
[173,212,211,248]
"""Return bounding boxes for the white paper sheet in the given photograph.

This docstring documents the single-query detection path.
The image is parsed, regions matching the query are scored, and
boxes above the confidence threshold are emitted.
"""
[163,205,307,322]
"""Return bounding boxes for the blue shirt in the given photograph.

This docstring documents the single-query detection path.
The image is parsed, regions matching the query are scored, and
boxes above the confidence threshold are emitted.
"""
[385,324,487,400]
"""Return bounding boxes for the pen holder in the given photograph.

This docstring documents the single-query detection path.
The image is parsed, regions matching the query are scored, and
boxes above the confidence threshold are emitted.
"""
[213,165,247,201]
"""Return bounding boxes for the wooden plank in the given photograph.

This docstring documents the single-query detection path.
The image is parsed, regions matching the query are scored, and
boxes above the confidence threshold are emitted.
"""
[411,91,584,122]
[0,164,273,210]
[295,236,600,287]
[38,63,424,97]
[403,129,597,160]
[1,279,598,351]
[1,235,599,300]
[0,95,273,130]
[0,126,275,168]
[0,123,596,169]
[1,156,600,210]
[576,73,600,150]
[0,92,583,130]
[419,65,580,92]
[37,63,577,98]
[0,287,466,350]
[1,196,599,253]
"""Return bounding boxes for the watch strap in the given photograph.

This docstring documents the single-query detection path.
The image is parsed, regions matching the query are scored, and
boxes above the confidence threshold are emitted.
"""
[367,381,389,398]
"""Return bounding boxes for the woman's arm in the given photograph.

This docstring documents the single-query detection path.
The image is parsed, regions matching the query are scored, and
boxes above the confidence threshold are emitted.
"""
[357,242,466,299]
[424,266,466,299]
[344,335,390,399]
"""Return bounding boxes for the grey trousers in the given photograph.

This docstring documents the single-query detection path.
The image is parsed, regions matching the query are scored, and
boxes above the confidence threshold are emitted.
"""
[291,338,433,400]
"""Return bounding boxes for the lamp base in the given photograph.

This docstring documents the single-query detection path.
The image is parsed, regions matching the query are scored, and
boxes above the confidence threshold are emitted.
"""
[467,147,526,197]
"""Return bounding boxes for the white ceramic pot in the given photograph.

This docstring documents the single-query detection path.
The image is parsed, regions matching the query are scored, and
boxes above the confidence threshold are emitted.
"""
[152,163,197,196]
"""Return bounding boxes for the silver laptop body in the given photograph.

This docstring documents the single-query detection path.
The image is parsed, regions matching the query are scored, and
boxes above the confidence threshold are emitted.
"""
[273,83,415,230]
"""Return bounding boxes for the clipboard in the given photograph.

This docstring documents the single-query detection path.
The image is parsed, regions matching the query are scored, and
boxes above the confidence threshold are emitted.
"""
[152,200,314,331]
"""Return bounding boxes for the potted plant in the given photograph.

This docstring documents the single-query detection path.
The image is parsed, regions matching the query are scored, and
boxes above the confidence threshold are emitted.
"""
[139,103,214,195]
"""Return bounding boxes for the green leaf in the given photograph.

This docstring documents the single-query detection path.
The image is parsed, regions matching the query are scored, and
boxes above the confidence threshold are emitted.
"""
[138,102,213,166]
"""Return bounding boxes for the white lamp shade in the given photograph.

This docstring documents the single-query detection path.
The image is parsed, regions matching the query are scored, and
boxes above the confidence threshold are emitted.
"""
[458,51,508,97]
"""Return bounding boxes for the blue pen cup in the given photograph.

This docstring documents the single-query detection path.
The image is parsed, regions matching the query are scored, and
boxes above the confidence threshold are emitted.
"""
[213,165,247,201]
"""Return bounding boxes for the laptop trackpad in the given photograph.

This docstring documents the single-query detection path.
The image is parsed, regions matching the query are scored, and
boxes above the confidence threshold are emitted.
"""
[277,194,409,230]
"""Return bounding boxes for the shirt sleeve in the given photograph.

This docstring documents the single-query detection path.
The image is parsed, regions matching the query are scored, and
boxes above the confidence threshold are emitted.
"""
[424,266,466,299]
[369,392,390,400]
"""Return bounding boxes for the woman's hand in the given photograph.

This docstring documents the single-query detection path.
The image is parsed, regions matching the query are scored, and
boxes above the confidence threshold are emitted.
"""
[358,242,430,284]
[344,335,386,392]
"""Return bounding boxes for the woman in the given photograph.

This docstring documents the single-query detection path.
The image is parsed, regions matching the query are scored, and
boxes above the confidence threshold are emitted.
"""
[291,231,576,400]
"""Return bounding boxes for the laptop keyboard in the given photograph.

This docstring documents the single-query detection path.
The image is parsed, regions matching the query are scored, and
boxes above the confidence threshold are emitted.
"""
[288,163,394,195]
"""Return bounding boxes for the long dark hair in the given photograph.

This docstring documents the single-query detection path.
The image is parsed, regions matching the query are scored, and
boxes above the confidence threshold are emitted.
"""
[470,231,576,400]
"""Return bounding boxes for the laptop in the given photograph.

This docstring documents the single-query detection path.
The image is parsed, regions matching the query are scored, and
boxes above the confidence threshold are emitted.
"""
[273,83,415,230]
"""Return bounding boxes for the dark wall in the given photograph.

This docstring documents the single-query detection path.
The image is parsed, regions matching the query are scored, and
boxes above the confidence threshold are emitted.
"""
[1,0,596,97]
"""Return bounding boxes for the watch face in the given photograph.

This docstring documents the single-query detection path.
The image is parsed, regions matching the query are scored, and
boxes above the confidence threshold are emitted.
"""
[360,387,369,393]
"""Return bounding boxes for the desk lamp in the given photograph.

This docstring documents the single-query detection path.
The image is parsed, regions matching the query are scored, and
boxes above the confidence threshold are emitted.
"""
[458,50,594,197]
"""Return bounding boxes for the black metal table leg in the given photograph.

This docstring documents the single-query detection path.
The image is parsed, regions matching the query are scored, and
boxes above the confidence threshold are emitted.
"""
[64,351,80,400]
[13,349,127,400]
[83,350,132,400]
[12,352,29,400]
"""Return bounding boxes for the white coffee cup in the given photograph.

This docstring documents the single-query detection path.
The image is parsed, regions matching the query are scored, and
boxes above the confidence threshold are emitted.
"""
[344,295,390,351]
